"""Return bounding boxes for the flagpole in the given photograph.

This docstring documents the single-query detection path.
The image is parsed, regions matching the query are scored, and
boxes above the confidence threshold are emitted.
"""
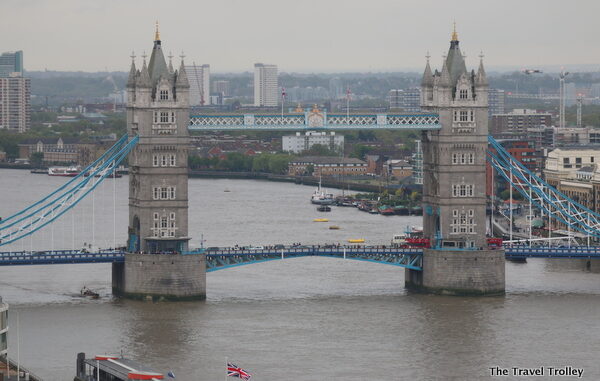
[226,356,228,381]
[346,87,350,125]
[281,88,285,125]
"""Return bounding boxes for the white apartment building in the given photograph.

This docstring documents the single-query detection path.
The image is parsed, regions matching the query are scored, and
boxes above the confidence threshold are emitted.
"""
[186,64,210,106]
[0,75,31,133]
[254,63,278,106]
[282,131,344,154]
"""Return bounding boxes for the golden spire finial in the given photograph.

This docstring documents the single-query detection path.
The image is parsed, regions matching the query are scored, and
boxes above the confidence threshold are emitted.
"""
[155,20,160,41]
[451,21,458,41]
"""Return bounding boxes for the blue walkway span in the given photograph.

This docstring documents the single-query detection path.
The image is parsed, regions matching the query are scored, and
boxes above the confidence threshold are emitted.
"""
[1,246,600,269]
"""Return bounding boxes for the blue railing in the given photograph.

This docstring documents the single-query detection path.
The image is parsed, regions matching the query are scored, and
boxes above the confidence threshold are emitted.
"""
[1,246,600,267]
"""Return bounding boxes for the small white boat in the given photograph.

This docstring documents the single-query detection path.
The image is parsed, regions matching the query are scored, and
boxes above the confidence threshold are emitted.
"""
[310,177,335,205]
[48,166,81,177]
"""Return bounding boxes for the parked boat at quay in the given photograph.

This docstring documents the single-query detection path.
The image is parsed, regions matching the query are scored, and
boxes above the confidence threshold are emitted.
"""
[310,177,335,205]
[378,205,395,215]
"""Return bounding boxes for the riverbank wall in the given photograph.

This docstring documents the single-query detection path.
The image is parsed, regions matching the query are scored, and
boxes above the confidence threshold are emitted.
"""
[188,170,422,194]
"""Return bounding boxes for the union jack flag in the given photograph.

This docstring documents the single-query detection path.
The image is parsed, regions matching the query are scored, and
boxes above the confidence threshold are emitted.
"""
[227,362,252,380]
[281,87,286,98]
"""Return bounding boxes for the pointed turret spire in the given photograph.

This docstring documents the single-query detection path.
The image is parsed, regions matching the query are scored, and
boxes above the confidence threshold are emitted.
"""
[476,52,488,86]
[138,54,151,88]
[148,22,169,84]
[168,51,174,73]
[127,51,137,88]
[421,52,433,87]
[445,23,467,86]
[176,55,190,88]
[439,58,451,87]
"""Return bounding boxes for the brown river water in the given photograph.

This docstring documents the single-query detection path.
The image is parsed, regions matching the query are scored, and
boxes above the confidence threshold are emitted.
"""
[0,169,599,380]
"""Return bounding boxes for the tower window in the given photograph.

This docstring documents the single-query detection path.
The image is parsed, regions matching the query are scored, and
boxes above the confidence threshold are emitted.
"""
[160,90,169,100]
[160,112,169,123]
[459,89,468,99]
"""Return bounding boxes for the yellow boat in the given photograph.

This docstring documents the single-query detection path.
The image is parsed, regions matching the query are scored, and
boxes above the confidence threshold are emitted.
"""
[347,238,365,243]
[313,218,329,222]
[329,225,340,230]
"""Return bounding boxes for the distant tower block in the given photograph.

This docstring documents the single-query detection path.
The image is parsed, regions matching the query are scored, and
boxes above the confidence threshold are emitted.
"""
[112,24,206,301]
[405,27,505,295]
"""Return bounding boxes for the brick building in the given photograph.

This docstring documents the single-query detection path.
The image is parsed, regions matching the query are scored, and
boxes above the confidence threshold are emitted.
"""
[288,156,367,176]
[491,109,552,139]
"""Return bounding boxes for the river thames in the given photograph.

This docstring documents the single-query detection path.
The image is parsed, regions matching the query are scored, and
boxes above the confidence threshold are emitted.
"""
[0,169,599,380]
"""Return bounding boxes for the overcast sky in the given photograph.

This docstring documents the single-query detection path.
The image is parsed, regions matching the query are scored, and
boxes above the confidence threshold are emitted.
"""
[3,0,600,73]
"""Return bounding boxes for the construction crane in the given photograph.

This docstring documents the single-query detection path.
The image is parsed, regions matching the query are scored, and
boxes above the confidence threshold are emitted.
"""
[577,93,583,128]
[559,68,570,129]
[192,62,205,106]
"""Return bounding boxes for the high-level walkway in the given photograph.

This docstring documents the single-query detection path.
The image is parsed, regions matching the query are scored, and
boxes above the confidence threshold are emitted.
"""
[188,112,441,131]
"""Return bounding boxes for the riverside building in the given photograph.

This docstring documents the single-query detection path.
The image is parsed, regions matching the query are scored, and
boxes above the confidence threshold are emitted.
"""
[282,131,344,153]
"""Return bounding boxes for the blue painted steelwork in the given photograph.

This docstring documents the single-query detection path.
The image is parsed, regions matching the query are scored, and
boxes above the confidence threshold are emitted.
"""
[505,246,600,259]
[0,134,130,229]
[0,249,125,266]
[188,113,440,131]
[204,247,424,271]
[0,135,139,246]
[487,136,600,238]
[2,246,600,267]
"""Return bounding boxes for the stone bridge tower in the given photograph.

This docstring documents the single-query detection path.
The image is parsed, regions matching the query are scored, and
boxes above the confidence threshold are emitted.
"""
[112,26,206,301]
[405,28,505,295]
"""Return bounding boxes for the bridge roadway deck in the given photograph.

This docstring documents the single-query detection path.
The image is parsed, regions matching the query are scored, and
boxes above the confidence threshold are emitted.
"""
[1,246,600,269]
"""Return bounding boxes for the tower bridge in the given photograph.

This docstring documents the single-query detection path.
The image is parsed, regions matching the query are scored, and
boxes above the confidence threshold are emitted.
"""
[2,27,599,300]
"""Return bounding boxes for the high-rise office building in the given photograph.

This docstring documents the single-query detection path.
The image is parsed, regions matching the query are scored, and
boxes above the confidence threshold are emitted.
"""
[0,51,23,77]
[186,64,210,106]
[388,88,421,112]
[254,63,278,107]
[488,88,505,117]
[0,76,31,133]
[212,80,230,97]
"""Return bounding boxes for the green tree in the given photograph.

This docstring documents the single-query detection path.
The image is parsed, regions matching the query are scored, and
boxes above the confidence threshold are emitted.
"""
[252,154,270,172]
[30,152,44,168]
[350,144,373,160]
[268,154,291,174]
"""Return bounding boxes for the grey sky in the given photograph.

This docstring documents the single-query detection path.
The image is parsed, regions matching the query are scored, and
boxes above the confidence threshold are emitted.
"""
[3,0,600,73]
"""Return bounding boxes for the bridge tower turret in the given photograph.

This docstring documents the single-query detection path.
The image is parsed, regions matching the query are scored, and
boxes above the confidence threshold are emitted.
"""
[112,25,206,301]
[406,28,505,295]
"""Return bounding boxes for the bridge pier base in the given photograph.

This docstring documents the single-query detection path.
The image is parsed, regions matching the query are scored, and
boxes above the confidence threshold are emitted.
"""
[405,249,505,296]
[112,253,206,301]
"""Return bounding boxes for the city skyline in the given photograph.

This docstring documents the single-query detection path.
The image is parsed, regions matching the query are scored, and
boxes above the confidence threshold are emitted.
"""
[3,0,600,72]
